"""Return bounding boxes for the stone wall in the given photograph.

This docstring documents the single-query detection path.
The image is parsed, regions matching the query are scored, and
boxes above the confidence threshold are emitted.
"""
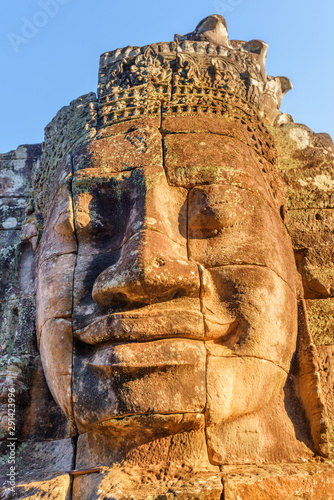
[0,145,75,490]
[272,122,334,455]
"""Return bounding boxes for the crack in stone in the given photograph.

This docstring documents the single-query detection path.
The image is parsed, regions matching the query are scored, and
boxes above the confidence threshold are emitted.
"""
[69,153,79,440]
[198,264,212,465]
[208,353,289,375]
[80,410,205,433]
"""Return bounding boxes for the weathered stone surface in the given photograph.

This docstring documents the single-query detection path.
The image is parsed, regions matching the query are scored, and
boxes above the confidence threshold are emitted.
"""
[317,345,334,455]
[272,123,334,173]
[0,145,41,199]
[175,14,230,46]
[95,117,161,139]
[161,115,271,155]
[206,392,314,465]
[36,253,76,343]
[73,414,220,499]
[21,357,74,441]
[72,164,188,256]
[73,468,223,500]
[288,208,334,248]
[189,185,295,285]
[0,439,74,484]
[0,231,35,301]
[294,300,329,458]
[34,94,97,214]
[76,413,214,468]
[206,356,286,426]
[0,298,36,358]
[223,463,334,500]
[295,246,334,299]
[92,230,199,306]
[306,299,334,346]
[0,198,26,230]
[201,266,298,369]
[284,163,334,210]
[37,183,77,264]
[0,354,34,441]
[74,296,204,344]
[163,134,273,200]
[40,319,73,422]
[0,475,71,500]
[73,124,163,173]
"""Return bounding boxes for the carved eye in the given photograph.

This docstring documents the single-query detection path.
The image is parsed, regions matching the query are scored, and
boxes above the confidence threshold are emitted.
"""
[189,204,247,238]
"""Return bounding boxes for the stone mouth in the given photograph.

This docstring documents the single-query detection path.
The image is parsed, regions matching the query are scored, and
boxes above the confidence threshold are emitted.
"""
[74,307,205,345]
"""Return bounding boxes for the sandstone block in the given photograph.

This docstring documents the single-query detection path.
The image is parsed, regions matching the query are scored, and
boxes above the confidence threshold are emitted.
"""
[288,208,334,248]
[206,392,314,465]
[0,145,38,198]
[73,124,163,173]
[163,133,271,198]
[0,297,36,358]
[36,253,76,342]
[0,197,27,230]
[0,474,71,500]
[92,230,199,307]
[189,184,295,286]
[0,230,35,301]
[306,299,334,346]
[201,266,298,369]
[206,356,286,426]
[223,463,334,500]
[74,296,204,344]
[73,165,187,256]
[283,163,334,210]
[21,356,74,442]
[40,318,73,422]
[317,345,334,453]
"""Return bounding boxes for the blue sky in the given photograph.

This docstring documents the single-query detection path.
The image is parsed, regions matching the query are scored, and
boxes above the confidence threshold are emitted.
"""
[1,0,333,153]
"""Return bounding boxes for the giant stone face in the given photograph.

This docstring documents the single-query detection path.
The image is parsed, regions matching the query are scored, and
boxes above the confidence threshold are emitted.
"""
[35,120,298,462]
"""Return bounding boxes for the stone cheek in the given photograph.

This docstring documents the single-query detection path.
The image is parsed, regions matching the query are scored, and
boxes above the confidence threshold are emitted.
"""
[35,183,77,424]
[188,184,296,287]
[201,266,298,370]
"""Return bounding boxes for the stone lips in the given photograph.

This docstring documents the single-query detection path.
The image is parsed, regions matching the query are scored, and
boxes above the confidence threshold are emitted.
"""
[75,305,205,344]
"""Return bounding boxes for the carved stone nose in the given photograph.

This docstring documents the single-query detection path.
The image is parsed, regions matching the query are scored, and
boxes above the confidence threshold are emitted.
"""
[92,230,200,307]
